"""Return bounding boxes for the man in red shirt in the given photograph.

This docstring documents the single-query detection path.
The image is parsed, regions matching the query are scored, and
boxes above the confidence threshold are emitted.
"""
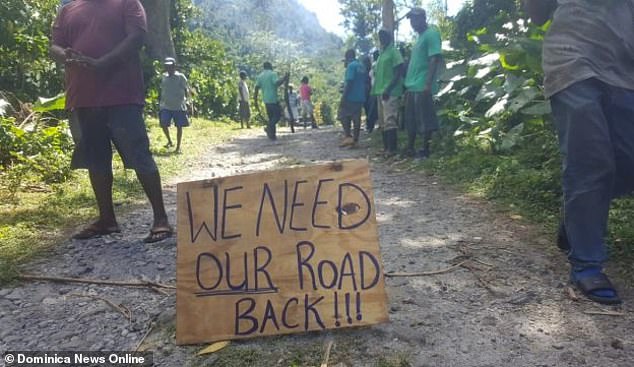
[50,0,171,243]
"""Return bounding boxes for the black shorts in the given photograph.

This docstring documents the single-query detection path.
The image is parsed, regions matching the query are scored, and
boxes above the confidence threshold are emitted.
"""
[339,101,364,121]
[265,103,282,125]
[73,105,158,174]
[239,101,251,120]
[404,91,439,135]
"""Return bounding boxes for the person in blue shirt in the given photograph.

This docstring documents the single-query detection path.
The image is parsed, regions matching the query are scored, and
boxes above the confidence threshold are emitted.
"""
[338,49,367,149]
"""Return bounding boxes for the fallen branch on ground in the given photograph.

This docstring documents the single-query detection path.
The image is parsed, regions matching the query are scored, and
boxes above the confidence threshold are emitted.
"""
[583,310,625,317]
[68,293,132,322]
[321,340,334,367]
[19,273,176,290]
[135,316,158,352]
[149,287,171,296]
[385,261,467,278]
[459,262,502,296]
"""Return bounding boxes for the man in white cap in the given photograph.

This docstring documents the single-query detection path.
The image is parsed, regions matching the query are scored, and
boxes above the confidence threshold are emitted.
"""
[403,7,442,159]
[159,57,190,153]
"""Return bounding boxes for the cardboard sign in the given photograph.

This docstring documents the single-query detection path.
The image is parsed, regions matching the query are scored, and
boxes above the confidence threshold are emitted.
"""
[176,159,388,345]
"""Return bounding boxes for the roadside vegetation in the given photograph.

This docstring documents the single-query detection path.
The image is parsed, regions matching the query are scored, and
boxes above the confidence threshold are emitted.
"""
[387,0,634,276]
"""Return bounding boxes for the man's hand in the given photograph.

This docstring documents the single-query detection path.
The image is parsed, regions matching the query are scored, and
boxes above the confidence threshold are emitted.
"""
[382,92,390,101]
[65,50,107,70]
[70,55,107,70]
[422,86,431,96]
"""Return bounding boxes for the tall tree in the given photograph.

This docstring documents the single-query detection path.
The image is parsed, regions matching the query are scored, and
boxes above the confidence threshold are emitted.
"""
[383,0,394,31]
[140,0,176,59]
[339,0,382,53]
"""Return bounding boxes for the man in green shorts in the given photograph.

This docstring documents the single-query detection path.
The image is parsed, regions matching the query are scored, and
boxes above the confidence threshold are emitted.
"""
[371,29,404,155]
[404,7,442,159]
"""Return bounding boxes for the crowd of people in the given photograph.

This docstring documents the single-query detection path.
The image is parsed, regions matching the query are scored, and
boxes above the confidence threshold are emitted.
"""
[51,0,634,306]
[243,7,442,158]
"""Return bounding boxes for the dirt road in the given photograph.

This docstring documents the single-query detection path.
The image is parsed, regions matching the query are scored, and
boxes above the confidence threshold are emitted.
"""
[1,126,632,366]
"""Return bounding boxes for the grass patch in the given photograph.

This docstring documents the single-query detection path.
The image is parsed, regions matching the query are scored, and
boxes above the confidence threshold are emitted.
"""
[0,117,240,284]
[377,355,412,367]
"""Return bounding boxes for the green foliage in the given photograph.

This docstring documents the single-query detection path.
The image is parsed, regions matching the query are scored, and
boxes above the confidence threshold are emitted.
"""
[0,0,63,101]
[317,102,334,125]
[339,0,382,53]
[179,29,237,117]
[426,4,562,222]
[0,113,73,201]
[452,0,520,49]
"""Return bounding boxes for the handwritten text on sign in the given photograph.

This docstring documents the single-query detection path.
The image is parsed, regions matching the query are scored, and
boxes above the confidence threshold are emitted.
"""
[176,160,388,344]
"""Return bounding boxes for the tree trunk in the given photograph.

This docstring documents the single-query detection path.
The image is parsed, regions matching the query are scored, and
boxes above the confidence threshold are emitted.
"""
[382,0,394,31]
[140,0,175,60]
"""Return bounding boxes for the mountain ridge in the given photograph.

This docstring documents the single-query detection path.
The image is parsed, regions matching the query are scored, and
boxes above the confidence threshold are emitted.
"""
[193,0,343,55]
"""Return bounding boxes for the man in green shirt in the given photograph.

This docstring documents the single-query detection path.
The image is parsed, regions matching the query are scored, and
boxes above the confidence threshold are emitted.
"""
[254,61,289,140]
[404,7,442,159]
[371,28,404,155]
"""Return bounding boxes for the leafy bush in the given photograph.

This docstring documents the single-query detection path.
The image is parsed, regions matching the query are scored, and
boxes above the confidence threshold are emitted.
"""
[424,6,563,223]
[0,0,63,101]
[0,112,73,201]
[316,102,334,125]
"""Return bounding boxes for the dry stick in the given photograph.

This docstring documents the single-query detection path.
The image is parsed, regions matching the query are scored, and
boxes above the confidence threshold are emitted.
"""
[135,318,157,352]
[68,293,132,322]
[472,258,494,268]
[320,340,335,367]
[583,310,625,317]
[150,287,171,296]
[19,273,176,290]
[460,263,499,295]
[385,261,467,278]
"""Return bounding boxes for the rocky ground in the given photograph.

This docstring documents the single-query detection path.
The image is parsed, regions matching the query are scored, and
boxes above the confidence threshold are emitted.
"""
[1,126,633,367]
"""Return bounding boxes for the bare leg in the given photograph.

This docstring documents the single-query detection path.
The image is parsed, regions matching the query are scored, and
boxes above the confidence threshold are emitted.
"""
[88,170,117,227]
[175,127,183,153]
[135,170,169,228]
[161,126,173,147]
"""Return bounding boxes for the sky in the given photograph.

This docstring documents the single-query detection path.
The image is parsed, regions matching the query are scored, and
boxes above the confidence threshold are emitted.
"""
[298,0,466,37]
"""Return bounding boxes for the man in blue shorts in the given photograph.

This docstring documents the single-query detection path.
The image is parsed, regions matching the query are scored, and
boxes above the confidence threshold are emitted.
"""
[51,0,171,243]
[159,57,190,153]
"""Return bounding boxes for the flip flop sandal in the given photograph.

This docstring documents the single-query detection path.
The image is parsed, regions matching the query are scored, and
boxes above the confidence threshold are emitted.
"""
[143,226,173,243]
[573,272,622,305]
[72,224,121,240]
